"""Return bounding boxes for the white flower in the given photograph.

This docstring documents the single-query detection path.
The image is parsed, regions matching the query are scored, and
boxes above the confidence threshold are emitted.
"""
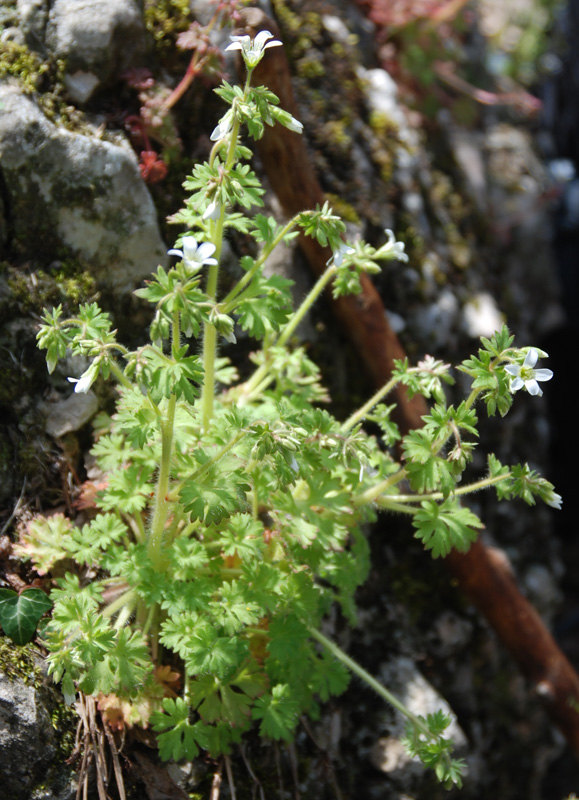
[376,229,409,263]
[331,241,355,266]
[544,490,563,510]
[68,368,96,394]
[285,115,303,134]
[168,237,217,273]
[505,349,553,397]
[225,30,282,69]
[202,199,221,221]
[210,111,233,142]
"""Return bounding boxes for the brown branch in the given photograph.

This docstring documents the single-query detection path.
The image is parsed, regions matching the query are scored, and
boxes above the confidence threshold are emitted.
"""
[239,7,579,753]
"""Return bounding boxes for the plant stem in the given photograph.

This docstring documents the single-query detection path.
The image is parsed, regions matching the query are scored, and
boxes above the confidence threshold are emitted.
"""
[109,360,134,391]
[241,264,337,398]
[307,626,434,740]
[341,370,420,433]
[200,109,243,429]
[279,265,337,348]
[220,216,301,313]
[353,469,407,505]
[375,471,511,505]
[148,393,177,569]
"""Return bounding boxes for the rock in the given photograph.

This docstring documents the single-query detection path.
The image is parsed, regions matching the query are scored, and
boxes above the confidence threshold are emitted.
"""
[369,656,467,783]
[0,669,56,799]
[45,0,148,102]
[44,390,99,438]
[0,80,167,292]
[16,0,48,49]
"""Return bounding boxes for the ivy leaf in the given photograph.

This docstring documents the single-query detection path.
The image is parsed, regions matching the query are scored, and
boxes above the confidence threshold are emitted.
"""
[0,588,52,645]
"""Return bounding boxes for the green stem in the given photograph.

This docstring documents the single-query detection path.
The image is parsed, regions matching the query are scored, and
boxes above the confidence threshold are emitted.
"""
[200,111,243,429]
[241,265,338,398]
[278,265,337,348]
[190,430,248,480]
[353,469,407,505]
[341,369,420,434]
[102,589,137,619]
[109,360,134,391]
[374,471,512,506]
[147,394,177,569]
[307,626,434,740]
[220,216,301,314]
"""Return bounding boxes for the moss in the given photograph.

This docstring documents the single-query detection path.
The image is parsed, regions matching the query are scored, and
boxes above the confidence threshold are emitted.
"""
[144,0,191,51]
[50,699,77,761]
[7,265,97,316]
[0,640,77,771]
[296,57,325,80]
[0,40,48,93]
[0,637,42,685]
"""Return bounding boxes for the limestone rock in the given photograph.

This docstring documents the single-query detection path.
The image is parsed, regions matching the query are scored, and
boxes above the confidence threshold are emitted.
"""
[0,670,57,799]
[45,0,148,102]
[0,80,167,292]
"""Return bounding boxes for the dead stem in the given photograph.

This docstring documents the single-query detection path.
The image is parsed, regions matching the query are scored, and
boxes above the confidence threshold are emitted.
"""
[210,758,223,800]
[239,744,266,800]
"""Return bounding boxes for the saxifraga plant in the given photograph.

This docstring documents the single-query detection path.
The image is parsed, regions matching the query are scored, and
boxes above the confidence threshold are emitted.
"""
[21,29,560,790]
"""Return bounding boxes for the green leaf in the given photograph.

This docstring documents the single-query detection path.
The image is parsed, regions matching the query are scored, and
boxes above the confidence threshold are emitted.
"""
[151,697,205,761]
[183,622,248,678]
[0,588,52,645]
[252,684,299,741]
[402,429,455,496]
[235,273,293,339]
[413,498,483,558]
[14,513,74,574]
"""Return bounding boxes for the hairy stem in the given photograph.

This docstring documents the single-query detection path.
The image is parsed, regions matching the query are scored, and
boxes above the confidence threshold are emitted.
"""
[307,626,433,739]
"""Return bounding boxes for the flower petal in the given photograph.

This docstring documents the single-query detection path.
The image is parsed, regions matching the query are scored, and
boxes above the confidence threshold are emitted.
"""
[505,364,521,377]
[197,242,217,262]
[203,200,221,221]
[525,379,542,396]
[254,30,275,48]
[167,248,184,258]
[182,237,200,259]
[510,376,524,391]
[523,348,538,368]
[68,374,93,394]
[533,368,553,382]
[545,491,563,510]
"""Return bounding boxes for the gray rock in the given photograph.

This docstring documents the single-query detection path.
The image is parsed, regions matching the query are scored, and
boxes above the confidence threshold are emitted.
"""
[369,656,467,783]
[16,0,49,49]
[0,669,56,799]
[45,0,148,102]
[44,390,99,438]
[0,80,167,292]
